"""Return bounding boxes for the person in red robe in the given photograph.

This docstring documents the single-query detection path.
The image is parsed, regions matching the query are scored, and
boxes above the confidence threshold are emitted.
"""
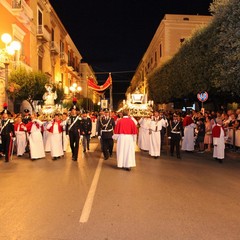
[182,112,196,152]
[113,109,138,171]
[212,118,225,163]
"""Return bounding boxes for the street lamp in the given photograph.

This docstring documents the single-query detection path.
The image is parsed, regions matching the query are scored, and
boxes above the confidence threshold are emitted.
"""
[69,82,82,96]
[0,33,21,105]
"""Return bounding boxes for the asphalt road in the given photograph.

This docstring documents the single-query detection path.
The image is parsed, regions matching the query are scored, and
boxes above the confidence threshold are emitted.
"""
[0,139,240,240]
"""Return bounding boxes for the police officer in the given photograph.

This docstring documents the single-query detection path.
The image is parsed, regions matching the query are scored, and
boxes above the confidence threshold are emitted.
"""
[97,108,115,160]
[169,114,184,159]
[0,106,15,162]
[66,105,81,161]
[80,110,92,152]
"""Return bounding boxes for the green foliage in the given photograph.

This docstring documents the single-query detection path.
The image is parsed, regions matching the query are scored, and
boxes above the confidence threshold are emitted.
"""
[8,67,49,102]
[148,0,240,106]
[8,67,65,105]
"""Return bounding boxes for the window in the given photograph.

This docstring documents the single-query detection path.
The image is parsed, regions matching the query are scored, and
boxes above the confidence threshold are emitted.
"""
[38,9,43,26]
[51,28,54,42]
[159,44,162,58]
[38,55,43,72]
[180,38,185,44]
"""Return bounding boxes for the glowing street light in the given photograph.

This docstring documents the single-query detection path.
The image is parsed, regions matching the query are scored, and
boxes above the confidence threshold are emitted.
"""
[0,33,21,104]
[69,82,82,96]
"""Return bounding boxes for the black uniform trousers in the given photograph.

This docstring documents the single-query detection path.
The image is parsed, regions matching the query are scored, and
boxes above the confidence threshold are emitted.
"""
[102,137,113,159]
[170,133,181,158]
[69,130,80,160]
[1,134,13,162]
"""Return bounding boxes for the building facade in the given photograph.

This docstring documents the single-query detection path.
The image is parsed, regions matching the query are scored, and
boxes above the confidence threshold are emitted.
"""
[127,14,212,100]
[0,0,98,112]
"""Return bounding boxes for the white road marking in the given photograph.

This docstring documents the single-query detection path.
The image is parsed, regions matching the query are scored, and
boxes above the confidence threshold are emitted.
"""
[79,157,103,223]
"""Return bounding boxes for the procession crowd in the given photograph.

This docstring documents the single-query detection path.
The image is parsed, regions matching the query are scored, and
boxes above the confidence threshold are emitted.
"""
[0,104,240,168]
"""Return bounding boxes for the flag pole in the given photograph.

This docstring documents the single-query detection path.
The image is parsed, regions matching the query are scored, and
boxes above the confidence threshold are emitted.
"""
[109,73,113,111]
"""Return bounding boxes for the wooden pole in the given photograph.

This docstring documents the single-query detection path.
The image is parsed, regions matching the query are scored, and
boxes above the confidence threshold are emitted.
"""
[109,73,113,110]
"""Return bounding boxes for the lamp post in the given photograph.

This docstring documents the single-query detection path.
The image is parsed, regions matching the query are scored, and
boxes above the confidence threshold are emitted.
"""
[0,33,21,106]
[69,82,82,97]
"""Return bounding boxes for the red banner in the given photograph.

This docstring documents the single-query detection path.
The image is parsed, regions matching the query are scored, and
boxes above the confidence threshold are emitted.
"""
[88,74,112,94]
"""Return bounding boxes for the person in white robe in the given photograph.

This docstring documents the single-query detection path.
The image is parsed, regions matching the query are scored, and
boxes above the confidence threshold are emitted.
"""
[60,112,69,152]
[14,115,27,157]
[47,113,64,160]
[149,111,163,158]
[42,117,51,152]
[113,110,138,171]
[26,113,45,160]
[181,113,196,152]
[138,116,151,151]
[212,118,225,163]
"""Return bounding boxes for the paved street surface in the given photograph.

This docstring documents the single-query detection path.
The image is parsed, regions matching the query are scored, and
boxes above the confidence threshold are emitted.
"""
[0,138,240,240]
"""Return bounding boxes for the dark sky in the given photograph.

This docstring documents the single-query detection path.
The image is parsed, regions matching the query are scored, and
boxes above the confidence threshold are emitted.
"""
[49,0,212,108]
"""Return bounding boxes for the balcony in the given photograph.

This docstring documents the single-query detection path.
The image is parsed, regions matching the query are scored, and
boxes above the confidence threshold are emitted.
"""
[11,0,33,25]
[50,41,60,55]
[37,25,51,43]
[60,51,68,64]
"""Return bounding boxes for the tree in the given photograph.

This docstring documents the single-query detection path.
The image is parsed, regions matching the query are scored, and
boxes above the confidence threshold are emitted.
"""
[148,0,240,109]
[8,67,64,111]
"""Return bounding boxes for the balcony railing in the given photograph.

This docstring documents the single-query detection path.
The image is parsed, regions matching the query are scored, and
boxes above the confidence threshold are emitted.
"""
[11,0,33,23]
[50,41,60,55]
[37,25,51,43]
[60,52,68,64]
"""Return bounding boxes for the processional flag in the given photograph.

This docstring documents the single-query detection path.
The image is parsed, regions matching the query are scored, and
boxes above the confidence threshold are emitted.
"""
[87,73,112,94]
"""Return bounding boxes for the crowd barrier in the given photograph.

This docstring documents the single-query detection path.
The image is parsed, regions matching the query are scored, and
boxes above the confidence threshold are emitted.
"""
[225,128,240,149]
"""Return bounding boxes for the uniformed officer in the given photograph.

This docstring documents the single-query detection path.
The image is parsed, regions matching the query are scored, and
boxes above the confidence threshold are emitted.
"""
[97,108,115,160]
[80,110,92,152]
[66,105,81,161]
[0,105,15,162]
[169,114,184,159]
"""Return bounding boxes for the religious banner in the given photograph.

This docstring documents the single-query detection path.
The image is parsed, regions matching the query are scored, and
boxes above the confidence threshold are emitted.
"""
[87,74,112,94]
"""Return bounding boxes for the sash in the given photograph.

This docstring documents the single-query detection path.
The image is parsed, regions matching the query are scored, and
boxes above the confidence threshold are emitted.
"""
[0,119,10,134]
[68,116,79,131]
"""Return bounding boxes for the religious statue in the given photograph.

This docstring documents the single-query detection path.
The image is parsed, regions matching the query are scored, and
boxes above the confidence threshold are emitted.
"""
[43,83,57,106]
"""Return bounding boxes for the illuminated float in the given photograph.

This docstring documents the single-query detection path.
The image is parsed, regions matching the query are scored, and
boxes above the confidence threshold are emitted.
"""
[119,88,153,117]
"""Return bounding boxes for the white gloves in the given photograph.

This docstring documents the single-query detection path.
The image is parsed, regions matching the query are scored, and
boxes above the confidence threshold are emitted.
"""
[98,136,101,140]
[112,134,119,140]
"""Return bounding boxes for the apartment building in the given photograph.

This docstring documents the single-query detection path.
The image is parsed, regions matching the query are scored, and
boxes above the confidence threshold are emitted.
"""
[0,0,98,111]
[128,14,212,97]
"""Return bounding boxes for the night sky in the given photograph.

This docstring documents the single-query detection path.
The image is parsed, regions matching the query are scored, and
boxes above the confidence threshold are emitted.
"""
[49,0,212,108]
